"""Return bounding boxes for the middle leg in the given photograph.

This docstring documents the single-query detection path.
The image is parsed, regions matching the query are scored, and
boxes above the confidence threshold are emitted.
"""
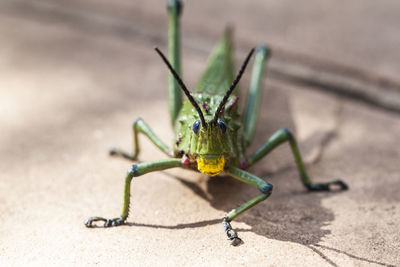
[110,117,172,161]
[247,128,348,191]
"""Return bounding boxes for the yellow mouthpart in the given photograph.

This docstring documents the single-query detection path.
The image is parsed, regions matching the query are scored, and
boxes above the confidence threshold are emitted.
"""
[196,155,225,176]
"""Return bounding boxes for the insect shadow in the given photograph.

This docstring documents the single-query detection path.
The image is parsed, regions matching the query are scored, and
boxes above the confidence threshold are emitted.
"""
[164,87,393,267]
[176,86,340,246]
[119,86,391,266]
[121,85,339,247]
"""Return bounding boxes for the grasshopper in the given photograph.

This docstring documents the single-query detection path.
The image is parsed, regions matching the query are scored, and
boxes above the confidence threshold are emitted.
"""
[85,0,348,246]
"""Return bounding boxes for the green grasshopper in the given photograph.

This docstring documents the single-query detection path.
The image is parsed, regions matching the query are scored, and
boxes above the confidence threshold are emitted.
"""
[85,0,348,246]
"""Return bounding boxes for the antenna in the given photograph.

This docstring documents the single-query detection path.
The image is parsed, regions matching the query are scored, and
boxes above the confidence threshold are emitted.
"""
[213,48,255,123]
[155,47,207,127]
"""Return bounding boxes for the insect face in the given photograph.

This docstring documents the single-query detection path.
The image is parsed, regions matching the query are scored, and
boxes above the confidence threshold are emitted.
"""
[193,120,226,176]
[174,93,242,176]
[192,119,230,176]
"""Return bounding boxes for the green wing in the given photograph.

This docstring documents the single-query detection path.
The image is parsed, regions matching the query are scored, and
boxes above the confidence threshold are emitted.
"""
[195,28,235,95]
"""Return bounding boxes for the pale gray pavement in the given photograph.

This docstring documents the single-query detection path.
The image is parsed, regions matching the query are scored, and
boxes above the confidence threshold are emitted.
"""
[0,1,399,266]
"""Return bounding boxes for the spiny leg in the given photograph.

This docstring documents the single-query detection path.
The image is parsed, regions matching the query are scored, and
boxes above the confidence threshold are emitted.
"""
[247,128,348,191]
[222,166,273,246]
[243,45,271,146]
[85,158,182,227]
[110,118,172,161]
[167,0,183,126]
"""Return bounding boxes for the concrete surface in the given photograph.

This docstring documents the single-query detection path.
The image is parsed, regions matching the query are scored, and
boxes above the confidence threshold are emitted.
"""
[0,0,399,266]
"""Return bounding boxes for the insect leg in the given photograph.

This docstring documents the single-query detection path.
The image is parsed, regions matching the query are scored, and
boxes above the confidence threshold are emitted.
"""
[167,0,183,126]
[110,118,172,161]
[85,158,182,227]
[243,45,271,146]
[247,128,348,191]
[223,166,273,246]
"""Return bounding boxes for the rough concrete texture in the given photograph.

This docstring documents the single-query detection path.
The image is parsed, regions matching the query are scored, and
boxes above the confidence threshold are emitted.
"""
[0,1,399,266]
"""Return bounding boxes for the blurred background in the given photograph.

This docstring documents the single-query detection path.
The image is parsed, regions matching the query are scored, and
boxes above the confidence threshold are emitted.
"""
[0,0,399,266]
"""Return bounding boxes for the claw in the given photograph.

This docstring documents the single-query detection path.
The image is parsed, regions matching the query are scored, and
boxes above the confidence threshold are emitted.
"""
[333,180,349,190]
[85,216,107,228]
[109,148,137,161]
[104,217,125,227]
[308,183,330,191]
[230,237,243,246]
[85,217,125,228]
[84,219,93,228]
[307,179,348,191]
[222,217,243,246]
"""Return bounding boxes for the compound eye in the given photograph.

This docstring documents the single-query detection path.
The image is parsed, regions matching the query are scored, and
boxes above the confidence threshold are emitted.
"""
[218,120,227,133]
[192,120,201,134]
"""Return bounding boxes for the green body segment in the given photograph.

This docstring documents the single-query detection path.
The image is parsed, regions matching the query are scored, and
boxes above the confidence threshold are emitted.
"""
[194,29,235,95]
[85,0,348,246]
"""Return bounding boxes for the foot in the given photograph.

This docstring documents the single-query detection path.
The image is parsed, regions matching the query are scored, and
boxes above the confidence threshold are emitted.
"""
[307,179,348,191]
[222,218,243,246]
[85,216,126,228]
[109,148,137,161]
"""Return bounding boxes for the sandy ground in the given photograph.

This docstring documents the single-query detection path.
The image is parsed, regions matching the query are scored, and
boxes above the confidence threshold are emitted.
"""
[0,1,399,266]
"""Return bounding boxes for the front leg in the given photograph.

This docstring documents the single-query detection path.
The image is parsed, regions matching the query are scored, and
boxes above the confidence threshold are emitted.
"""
[110,117,172,161]
[85,158,182,227]
[247,128,348,191]
[223,167,273,246]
